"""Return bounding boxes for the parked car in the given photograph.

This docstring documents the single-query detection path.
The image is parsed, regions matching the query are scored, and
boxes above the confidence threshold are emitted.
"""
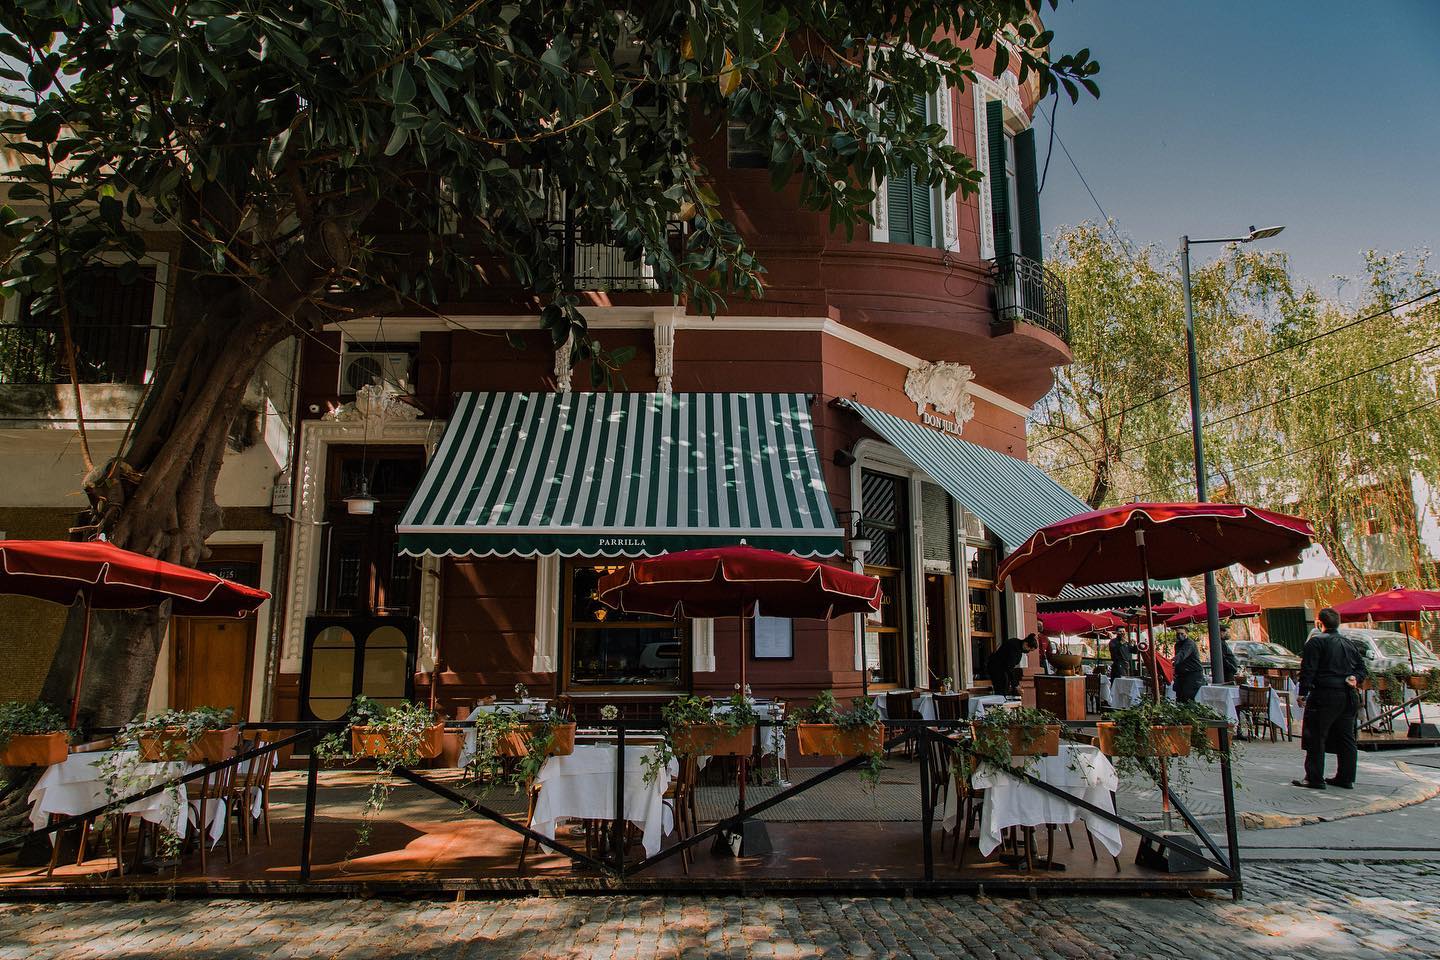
[1306,627,1440,674]
[1230,640,1302,672]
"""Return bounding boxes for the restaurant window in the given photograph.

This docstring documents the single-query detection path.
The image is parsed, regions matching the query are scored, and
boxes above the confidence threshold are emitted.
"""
[963,509,1008,684]
[861,469,912,687]
[320,448,425,616]
[563,562,687,691]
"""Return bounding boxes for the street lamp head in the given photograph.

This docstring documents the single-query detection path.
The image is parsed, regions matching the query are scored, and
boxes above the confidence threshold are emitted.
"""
[1245,225,1285,242]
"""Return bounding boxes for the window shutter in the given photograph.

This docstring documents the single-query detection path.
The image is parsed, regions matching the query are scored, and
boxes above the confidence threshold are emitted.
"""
[887,168,916,246]
[911,165,933,247]
[986,100,1010,260]
[1014,128,1042,263]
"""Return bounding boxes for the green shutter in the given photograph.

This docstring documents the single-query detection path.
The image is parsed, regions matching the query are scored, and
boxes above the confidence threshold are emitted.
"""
[986,100,1010,260]
[1014,128,1042,262]
[887,168,915,245]
[1266,607,1310,654]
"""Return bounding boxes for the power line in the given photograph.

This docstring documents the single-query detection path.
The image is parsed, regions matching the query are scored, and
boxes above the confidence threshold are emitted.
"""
[1031,288,1440,450]
[1048,336,1440,474]
[1134,394,1440,503]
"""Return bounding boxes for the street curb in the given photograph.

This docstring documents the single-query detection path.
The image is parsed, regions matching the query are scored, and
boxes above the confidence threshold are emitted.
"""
[1240,761,1440,829]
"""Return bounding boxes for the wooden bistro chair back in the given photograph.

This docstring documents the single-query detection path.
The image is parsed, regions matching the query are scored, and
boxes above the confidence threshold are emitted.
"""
[933,692,969,723]
[1237,685,1277,741]
[229,731,280,853]
[1085,672,1103,713]
[185,748,239,873]
[884,690,920,758]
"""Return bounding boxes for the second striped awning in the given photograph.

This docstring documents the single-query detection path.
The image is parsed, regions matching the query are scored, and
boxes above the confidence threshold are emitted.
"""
[398,392,845,558]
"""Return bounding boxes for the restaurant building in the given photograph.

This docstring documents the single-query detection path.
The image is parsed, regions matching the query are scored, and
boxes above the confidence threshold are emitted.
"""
[270,56,1089,726]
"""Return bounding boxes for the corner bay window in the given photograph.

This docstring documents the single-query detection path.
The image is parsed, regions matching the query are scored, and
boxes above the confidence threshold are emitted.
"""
[563,563,686,691]
[861,470,911,688]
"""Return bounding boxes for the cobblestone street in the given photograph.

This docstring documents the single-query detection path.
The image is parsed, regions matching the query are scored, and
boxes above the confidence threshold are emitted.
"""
[2,860,1436,959]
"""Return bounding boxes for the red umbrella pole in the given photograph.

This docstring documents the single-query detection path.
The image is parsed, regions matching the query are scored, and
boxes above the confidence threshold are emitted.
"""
[69,590,93,730]
[1136,529,1174,828]
[738,609,748,821]
[1408,621,1426,727]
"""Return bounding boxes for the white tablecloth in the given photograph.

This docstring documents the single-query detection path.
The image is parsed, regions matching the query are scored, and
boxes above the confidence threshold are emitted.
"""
[874,692,937,721]
[460,701,550,767]
[28,751,227,844]
[967,694,1010,719]
[530,744,675,858]
[1107,677,1145,709]
[1196,685,1241,726]
[944,743,1123,857]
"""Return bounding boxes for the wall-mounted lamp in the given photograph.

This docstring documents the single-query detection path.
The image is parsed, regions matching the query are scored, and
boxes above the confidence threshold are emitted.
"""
[833,447,857,468]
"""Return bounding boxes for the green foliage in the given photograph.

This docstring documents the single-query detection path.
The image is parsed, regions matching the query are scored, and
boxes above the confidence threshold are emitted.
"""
[965,705,1059,770]
[0,700,67,749]
[115,706,235,757]
[0,1,1098,372]
[1033,226,1440,597]
[314,696,440,856]
[787,690,884,786]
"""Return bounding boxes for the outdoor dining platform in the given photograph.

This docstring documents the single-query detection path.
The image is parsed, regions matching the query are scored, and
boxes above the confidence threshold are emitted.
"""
[0,748,1233,899]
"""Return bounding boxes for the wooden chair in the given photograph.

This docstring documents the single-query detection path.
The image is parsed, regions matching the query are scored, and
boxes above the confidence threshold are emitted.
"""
[884,691,919,759]
[933,692,969,723]
[189,758,238,872]
[662,755,701,873]
[229,732,280,853]
[1084,673,1103,714]
[1238,685,1278,741]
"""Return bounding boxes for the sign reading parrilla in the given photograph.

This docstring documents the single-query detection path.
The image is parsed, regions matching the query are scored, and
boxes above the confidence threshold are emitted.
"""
[599,537,648,547]
[921,411,965,436]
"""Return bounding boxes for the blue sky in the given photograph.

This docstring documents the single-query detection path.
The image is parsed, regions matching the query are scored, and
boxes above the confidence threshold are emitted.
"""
[1038,0,1439,299]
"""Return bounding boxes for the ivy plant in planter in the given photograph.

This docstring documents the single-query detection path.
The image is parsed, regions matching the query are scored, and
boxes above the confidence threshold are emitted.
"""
[98,706,238,860]
[788,690,885,787]
[643,694,760,784]
[1097,699,1231,789]
[1374,665,1428,707]
[0,700,70,768]
[314,696,445,854]
[965,706,1062,771]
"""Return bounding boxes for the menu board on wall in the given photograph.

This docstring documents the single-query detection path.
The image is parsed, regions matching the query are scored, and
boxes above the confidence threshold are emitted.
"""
[752,615,794,660]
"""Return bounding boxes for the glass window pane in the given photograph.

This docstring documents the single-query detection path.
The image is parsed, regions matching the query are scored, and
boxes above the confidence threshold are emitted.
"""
[307,627,356,721]
[362,647,410,700]
[570,625,682,688]
[965,545,995,582]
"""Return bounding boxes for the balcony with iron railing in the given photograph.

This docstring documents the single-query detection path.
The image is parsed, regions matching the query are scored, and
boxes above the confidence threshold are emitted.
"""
[547,218,686,293]
[990,253,1070,343]
[0,322,156,385]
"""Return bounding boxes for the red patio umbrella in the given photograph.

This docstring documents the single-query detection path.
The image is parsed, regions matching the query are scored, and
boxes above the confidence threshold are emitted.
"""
[597,546,881,839]
[0,540,271,726]
[1164,601,1261,628]
[1038,610,1123,636]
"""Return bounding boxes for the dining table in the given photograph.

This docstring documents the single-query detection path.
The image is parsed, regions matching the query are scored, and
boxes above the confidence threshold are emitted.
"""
[944,742,1123,859]
[28,750,228,844]
[529,742,677,858]
[873,691,939,722]
[1195,684,1242,726]
[1106,676,1146,709]
[966,694,1011,719]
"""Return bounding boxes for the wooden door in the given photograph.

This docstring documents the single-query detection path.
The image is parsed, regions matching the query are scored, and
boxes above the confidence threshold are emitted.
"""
[172,618,255,720]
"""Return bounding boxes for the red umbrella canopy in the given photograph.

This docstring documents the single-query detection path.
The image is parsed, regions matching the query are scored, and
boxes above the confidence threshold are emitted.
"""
[1038,610,1123,635]
[1164,601,1261,628]
[596,545,881,620]
[1331,589,1440,623]
[997,502,1314,598]
[0,540,270,617]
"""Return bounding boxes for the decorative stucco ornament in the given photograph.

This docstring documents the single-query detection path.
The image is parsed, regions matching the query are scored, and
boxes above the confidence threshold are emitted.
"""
[904,361,975,427]
[323,380,422,424]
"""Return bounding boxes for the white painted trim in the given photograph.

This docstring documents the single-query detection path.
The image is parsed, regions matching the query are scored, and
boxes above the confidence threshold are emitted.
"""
[937,84,960,254]
[281,417,445,673]
[653,313,675,395]
[332,313,1033,420]
[973,81,995,262]
[692,618,716,673]
[533,554,559,673]
[205,529,277,719]
[398,524,848,537]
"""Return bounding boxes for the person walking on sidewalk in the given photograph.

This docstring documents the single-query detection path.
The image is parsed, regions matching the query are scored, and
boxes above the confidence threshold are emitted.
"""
[1294,607,1367,790]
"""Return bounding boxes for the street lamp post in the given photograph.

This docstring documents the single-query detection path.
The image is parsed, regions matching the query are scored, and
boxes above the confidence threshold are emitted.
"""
[1179,225,1285,683]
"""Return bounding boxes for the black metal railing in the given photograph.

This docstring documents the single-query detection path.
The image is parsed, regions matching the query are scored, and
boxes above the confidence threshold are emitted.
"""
[0,322,156,385]
[547,219,685,292]
[992,253,1070,342]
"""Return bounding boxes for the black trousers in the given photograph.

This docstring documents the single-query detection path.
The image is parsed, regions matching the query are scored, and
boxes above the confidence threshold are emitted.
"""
[1302,686,1359,785]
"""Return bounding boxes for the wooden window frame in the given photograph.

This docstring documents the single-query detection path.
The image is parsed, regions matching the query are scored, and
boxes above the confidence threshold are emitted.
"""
[559,560,691,694]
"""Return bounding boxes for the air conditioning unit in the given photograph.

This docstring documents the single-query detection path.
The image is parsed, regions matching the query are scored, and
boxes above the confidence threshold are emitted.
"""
[339,348,412,396]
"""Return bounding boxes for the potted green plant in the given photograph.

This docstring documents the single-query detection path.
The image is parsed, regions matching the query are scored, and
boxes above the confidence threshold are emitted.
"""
[666,693,758,758]
[967,706,1062,768]
[789,690,885,786]
[511,703,579,787]
[1097,699,1230,778]
[131,706,239,762]
[1374,665,1417,707]
[0,701,69,767]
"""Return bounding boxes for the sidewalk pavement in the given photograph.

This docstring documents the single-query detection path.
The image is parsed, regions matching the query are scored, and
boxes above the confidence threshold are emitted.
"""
[1115,740,1440,830]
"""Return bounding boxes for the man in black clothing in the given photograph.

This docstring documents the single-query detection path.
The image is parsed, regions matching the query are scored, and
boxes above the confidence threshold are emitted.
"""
[987,635,1038,697]
[1108,632,1133,678]
[1219,627,1241,682]
[1294,607,1367,789]
[1172,630,1206,702]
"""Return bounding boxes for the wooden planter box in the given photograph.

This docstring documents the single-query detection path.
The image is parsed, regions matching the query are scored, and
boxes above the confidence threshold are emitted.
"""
[989,724,1061,757]
[1096,722,1193,758]
[795,723,884,757]
[671,723,755,758]
[1406,675,1430,692]
[542,722,577,757]
[0,731,68,767]
[351,722,445,760]
[139,724,240,763]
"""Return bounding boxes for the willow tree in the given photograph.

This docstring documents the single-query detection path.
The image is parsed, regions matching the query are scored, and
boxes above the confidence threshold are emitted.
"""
[0,2,1099,726]
[1034,224,1440,597]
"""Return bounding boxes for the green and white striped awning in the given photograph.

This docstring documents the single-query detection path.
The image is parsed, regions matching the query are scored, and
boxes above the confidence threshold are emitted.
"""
[399,392,845,558]
[837,398,1088,551]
